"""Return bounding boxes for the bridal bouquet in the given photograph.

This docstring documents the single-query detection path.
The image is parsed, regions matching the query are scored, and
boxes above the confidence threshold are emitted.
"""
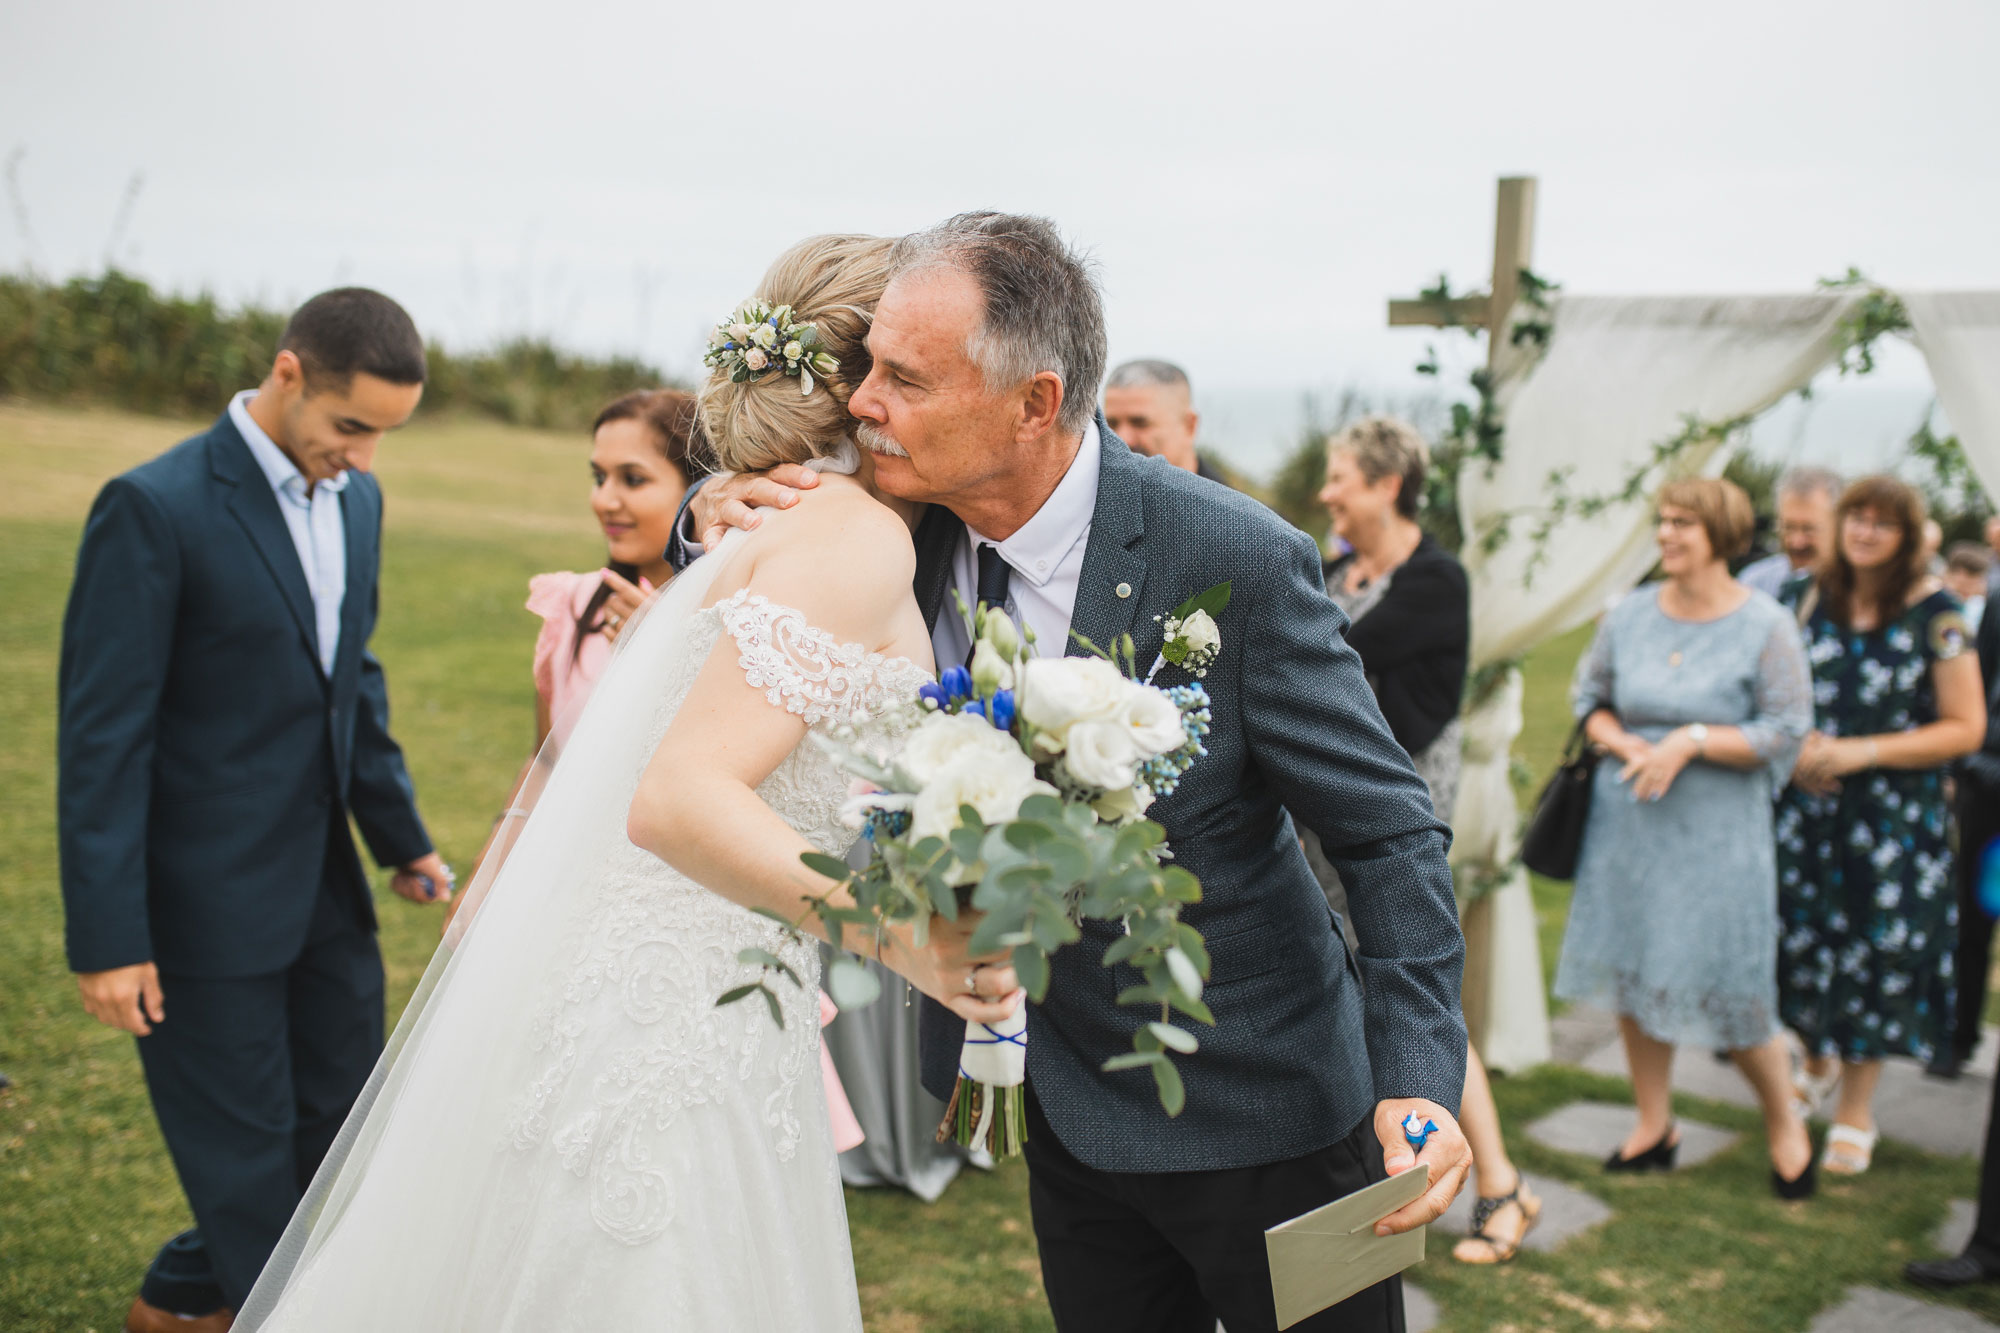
[730,594,1221,1157]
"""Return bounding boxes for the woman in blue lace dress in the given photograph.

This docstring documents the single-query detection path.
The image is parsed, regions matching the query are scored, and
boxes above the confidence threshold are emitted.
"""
[1777,475,1985,1178]
[1555,478,1818,1196]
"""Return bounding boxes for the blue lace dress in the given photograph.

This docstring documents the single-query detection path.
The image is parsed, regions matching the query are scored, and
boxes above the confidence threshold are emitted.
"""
[1553,585,1812,1049]
[1775,584,1970,1061]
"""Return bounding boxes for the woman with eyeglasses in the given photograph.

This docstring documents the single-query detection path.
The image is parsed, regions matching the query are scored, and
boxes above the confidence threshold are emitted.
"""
[1554,478,1818,1196]
[1777,475,1986,1177]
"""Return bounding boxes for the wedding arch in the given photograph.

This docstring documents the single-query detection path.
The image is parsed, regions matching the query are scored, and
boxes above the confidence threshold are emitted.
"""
[1389,177,2000,1071]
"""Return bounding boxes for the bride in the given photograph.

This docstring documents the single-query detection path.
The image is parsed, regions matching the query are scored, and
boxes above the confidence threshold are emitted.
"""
[236,234,1022,1331]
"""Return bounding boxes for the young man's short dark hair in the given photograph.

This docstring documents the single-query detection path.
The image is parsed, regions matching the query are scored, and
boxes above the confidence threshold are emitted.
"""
[279,287,427,391]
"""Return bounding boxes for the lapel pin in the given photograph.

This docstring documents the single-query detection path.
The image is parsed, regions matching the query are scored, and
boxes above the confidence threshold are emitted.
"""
[1115,582,1132,599]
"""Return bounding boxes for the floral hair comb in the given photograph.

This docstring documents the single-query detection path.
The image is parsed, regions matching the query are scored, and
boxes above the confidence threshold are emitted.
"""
[703,299,839,396]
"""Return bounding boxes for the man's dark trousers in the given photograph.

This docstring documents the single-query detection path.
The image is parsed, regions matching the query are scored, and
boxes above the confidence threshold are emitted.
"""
[1953,781,2000,1062]
[1024,1090,1404,1333]
[134,828,384,1313]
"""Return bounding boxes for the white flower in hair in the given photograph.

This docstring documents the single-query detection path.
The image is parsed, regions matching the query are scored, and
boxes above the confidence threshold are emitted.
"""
[702,298,837,395]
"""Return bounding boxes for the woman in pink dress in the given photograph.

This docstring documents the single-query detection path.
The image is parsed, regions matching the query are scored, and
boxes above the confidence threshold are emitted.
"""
[482,388,863,1152]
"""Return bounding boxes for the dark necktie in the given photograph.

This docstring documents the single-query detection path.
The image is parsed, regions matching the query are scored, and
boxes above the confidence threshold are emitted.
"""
[969,543,1012,667]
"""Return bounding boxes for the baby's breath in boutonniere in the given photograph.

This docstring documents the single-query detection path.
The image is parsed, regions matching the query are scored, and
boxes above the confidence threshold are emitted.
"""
[1150,581,1231,681]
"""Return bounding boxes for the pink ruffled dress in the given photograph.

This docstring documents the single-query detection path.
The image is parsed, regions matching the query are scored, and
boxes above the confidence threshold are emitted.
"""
[526,570,864,1153]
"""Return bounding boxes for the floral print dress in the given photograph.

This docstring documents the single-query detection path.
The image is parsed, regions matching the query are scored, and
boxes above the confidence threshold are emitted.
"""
[1776,583,1970,1061]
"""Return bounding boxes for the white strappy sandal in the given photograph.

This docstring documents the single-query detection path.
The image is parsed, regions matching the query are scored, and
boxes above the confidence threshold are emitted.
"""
[1792,1062,1841,1118]
[1821,1123,1879,1176]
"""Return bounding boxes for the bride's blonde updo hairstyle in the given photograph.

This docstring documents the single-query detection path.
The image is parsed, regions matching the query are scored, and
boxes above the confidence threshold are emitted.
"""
[698,234,893,473]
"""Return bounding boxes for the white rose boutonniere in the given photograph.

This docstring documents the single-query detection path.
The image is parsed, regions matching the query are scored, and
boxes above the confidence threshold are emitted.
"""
[1150,581,1232,681]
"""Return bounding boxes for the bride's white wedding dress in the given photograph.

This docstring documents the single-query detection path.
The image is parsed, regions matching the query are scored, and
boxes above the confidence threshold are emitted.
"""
[238,516,927,1331]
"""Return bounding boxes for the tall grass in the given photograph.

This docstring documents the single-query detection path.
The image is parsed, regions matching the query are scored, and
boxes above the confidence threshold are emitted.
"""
[0,269,674,431]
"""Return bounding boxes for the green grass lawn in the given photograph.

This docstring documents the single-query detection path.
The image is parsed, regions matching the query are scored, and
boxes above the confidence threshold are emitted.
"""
[0,401,1992,1331]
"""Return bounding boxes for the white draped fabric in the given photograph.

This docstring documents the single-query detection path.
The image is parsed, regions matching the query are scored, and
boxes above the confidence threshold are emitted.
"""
[1450,292,1865,1070]
[1905,292,2000,506]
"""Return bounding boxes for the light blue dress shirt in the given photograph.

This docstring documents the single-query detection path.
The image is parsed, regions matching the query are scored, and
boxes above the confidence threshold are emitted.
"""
[229,390,348,676]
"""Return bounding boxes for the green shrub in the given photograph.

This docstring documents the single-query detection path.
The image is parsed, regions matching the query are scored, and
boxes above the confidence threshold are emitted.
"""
[0,269,676,429]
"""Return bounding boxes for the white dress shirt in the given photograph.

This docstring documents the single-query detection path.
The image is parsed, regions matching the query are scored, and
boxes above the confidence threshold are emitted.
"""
[230,390,348,676]
[931,421,1100,668]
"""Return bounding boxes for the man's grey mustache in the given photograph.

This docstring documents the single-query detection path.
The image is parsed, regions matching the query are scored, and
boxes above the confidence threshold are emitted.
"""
[854,423,909,458]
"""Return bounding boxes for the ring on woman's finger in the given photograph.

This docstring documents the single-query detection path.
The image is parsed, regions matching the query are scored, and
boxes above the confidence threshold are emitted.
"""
[964,970,979,995]
[607,613,624,629]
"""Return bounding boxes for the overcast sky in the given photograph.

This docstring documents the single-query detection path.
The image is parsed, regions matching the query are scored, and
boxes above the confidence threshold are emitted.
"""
[5,1,1995,472]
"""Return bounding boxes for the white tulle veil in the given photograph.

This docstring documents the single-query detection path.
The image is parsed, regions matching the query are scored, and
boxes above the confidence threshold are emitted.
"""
[236,440,868,1320]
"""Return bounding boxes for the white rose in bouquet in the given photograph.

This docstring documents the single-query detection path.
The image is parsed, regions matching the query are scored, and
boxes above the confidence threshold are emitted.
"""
[910,750,1054,844]
[1062,719,1140,791]
[1020,657,1130,742]
[1090,782,1154,824]
[1179,609,1220,656]
[1117,686,1188,758]
[898,711,1022,787]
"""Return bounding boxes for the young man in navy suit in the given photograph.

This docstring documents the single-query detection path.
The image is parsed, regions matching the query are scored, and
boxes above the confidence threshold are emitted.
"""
[59,288,452,1332]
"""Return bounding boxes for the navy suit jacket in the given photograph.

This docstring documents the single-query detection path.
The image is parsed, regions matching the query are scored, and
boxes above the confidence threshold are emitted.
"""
[58,411,432,978]
[912,421,1466,1171]
[675,415,1467,1174]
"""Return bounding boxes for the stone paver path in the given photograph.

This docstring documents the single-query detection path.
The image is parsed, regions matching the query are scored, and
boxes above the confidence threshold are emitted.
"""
[1939,1198,1980,1256]
[1432,1170,1613,1254]
[1569,1007,1997,1158]
[1525,1100,1740,1167]
[1404,1282,1439,1333]
[1807,1285,2000,1331]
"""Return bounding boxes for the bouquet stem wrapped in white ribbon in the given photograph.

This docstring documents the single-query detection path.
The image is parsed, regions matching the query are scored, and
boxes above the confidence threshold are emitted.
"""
[941,1007,1029,1156]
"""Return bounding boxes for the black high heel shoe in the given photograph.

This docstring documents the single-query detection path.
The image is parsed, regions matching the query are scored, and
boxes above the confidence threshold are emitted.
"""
[1604,1123,1679,1173]
[1771,1155,1817,1200]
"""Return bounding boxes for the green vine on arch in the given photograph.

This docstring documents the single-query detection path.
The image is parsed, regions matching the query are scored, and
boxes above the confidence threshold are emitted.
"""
[1429,267,1908,589]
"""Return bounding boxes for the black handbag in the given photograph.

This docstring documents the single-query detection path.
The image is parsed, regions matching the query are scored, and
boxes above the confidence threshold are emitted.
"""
[1521,720,1599,881]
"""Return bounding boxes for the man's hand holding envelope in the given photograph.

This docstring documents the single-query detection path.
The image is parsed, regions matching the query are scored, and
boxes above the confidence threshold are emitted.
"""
[1265,1097,1472,1329]
[1372,1098,1472,1235]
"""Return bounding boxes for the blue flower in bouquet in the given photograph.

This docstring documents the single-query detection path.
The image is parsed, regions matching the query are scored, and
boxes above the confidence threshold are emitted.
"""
[986,689,1016,731]
[918,680,951,711]
[939,665,973,702]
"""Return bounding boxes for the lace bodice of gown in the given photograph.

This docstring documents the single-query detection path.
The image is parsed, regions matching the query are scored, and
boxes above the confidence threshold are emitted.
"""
[506,588,929,1244]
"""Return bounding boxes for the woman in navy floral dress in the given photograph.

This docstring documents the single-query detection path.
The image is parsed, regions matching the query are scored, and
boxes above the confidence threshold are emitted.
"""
[1777,475,1985,1177]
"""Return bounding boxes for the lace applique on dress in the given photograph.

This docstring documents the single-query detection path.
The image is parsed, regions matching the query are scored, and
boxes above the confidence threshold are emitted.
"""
[716,589,925,727]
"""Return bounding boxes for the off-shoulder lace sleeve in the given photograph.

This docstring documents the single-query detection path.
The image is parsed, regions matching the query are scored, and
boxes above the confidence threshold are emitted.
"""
[714,590,921,728]
[1742,613,1815,786]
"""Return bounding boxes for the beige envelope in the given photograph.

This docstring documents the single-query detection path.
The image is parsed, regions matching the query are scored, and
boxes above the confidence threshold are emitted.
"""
[1265,1164,1431,1330]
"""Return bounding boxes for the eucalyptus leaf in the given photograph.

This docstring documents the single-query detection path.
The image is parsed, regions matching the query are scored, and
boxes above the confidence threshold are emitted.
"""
[1101,933,1144,968]
[1012,944,1051,1000]
[1151,1055,1187,1116]
[1018,793,1065,822]
[1148,1021,1199,1054]
[827,955,882,1010]
[1102,1051,1162,1073]
[716,984,762,1008]
[800,851,853,881]
[760,985,785,1029]
[736,947,801,986]
[1165,947,1204,1002]
[1174,922,1212,977]
[1167,992,1216,1026]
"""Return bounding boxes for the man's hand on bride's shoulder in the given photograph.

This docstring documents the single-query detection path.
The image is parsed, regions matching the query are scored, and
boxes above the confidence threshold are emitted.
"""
[877,912,1025,1027]
[692,463,824,552]
[1370,1098,1473,1236]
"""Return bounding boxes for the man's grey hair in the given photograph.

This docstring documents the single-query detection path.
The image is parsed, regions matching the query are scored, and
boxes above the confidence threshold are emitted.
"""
[1107,359,1191,395]
[889,212,1107,436]
[1776,465,1842,503]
